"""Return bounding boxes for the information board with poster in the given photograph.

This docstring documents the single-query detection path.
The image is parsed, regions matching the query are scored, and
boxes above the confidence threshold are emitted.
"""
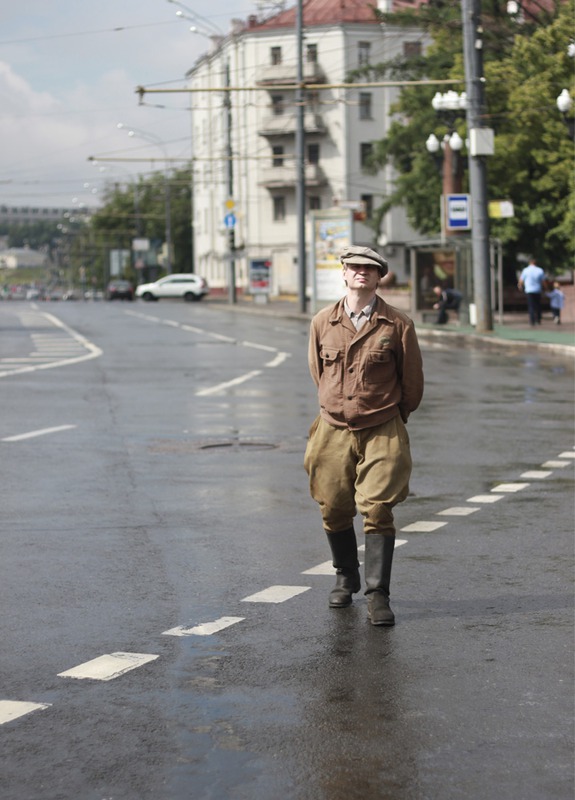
[249,258,271,294]
[310,209,353,309]
[415,249,457,311]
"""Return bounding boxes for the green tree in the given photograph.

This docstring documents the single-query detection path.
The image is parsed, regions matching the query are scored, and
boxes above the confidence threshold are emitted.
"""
[364,1,573,272]
[84,167,193,287]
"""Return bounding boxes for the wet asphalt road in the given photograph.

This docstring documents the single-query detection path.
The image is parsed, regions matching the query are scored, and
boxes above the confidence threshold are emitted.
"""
[0,299,573,800]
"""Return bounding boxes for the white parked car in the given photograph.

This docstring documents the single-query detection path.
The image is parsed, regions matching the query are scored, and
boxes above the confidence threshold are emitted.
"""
[135,273,209,302]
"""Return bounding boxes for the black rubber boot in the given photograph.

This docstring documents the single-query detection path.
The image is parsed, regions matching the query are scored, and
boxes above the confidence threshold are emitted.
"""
[365,534,395,626]
[325,528,361,608]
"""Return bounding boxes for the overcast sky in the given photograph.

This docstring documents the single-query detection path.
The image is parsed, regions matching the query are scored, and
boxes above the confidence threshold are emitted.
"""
[0,0,257,209]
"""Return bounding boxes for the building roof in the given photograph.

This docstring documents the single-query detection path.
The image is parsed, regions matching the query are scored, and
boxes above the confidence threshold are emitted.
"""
[250,0,382,31]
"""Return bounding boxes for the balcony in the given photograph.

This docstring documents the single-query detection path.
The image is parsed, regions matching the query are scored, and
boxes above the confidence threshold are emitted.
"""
[258,111,326,137]
[256,61,324,87]
[259,163,326,189]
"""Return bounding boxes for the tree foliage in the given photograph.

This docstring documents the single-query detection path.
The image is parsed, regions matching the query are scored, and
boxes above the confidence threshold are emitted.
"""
[364,0,574,272]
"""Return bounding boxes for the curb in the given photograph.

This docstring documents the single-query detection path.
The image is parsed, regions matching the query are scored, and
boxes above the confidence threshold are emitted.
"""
[204,299,575,357]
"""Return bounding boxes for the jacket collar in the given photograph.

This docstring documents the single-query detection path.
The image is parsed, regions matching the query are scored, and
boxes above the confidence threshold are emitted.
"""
[329,294,394,325]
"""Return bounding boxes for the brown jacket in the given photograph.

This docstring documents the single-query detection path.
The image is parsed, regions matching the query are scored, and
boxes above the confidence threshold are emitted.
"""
[308,296,424,430]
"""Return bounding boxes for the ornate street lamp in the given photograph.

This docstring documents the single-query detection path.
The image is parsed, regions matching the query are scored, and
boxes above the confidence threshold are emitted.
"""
[556,89,574,139]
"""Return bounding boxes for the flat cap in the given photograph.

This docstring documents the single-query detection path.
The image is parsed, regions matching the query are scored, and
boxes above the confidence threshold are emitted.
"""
[340,245,388,276]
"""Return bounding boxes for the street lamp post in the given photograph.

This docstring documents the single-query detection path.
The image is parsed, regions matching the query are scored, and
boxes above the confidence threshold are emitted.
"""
[461,0,494,333]
[556,89,574,138]
[117,123,173,274]
[425,128,464,238]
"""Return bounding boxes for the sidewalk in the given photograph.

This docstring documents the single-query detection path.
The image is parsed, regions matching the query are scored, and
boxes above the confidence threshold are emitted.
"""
[205,294,575,357]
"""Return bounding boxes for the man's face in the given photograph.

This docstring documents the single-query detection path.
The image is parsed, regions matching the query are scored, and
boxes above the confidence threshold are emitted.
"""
[343,262,380,291]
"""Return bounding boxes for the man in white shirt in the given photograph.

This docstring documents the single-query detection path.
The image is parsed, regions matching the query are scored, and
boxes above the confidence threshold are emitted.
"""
[518,258,545,326]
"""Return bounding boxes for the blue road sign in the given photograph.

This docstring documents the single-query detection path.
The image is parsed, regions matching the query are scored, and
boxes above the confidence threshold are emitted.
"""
[224,212,236,229]
[446,194,471,230]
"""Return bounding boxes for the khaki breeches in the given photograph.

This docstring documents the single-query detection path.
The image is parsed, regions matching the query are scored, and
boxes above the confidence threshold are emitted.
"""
[303,415,412,535]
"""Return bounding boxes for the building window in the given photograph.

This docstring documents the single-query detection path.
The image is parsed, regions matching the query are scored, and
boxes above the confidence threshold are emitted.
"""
[306,43,318,63]
[272,145,284,167]
[307,143,320,164]
[360,194,374,218]
[271,46,282,65]
[273,196,286,221]
[360,142,373,171]
[271,94,284,115]
[358,41,371,67]
[309,196,321,211]
[306,91,320,112]
[359,93,372,120]
[403,41,422,58]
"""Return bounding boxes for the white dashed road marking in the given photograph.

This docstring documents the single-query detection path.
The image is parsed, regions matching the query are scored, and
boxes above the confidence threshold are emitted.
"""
[195,370,263,397]
[467,494,504,503]
[437,506,481,516]
[0,700,51,726]
[542,460,570,468]
[58,652,159,681]
[123,309,291,396]
[492,483,530,493]
[163,617,245,637]
[558,451,575,458]
[241,586,311,603]
[400,521,447,532]
[520,470,552,479]
[2,425,76,442]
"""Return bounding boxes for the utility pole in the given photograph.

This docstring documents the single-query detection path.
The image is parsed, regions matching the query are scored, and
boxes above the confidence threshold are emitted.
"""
[461,0,493,332]
[225,61,237,304]
[295,0,307,313]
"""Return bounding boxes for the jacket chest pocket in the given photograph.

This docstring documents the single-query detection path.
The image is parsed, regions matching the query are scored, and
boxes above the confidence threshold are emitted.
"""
[320,346,342,382]
[365,348,395,385]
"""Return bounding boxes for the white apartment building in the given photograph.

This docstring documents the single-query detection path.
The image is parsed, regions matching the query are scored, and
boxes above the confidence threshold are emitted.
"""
[187,0,427,294]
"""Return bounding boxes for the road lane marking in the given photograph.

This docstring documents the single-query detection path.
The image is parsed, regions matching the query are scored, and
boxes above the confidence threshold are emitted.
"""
[2,425,76,442]
[163,617,245,636]
[520,470,552,479]
[196,370,262,396]
[542,460,570,468]
[58,652,159,681]
[467,494,504,503]
[241,586,311,603]
[241,341,278,352]
[0,700,51,726]
[125,309,292,394]
[558,451,575,458]
[400,521,447,532]
[492,483,530,492]
[265,351,291,368]
[437,507,481,516]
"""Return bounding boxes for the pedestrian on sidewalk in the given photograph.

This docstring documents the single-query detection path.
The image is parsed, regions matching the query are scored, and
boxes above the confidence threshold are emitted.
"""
[518,258,545,326]
[546,281,565,325]
[304,245,424,626]
[432,285,463,325]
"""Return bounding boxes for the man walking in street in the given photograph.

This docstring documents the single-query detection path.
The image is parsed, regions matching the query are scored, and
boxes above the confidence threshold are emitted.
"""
[304,246,424,626]
[518,258,545,326]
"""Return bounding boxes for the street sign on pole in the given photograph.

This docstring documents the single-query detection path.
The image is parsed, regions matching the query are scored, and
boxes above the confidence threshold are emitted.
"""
[445,194,471,231]
[224,212,236,229]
